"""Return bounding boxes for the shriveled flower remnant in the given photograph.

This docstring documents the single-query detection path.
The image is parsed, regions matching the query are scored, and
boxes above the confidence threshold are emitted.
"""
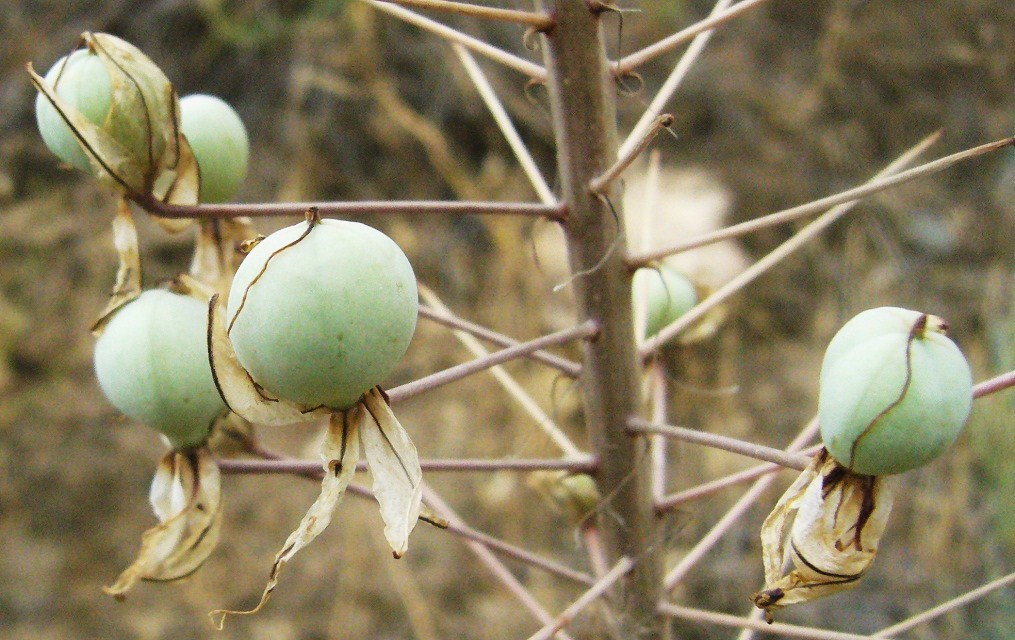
[753,307,973,621]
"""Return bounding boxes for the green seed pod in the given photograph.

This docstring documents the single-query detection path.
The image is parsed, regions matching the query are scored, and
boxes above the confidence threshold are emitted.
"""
[226,218,418,410]
[818,307,973,475]
[94,290,226,449]
[30,33,181,196]
[632,265,698,339]
[179,94,249,203]
[34,49,113,172]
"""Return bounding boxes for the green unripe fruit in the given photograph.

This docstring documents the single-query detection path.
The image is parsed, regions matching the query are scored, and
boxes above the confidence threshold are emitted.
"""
[179,94,249,203]
[94,290,226,449]
[633,265,698,339]
[226,219,418,410]
[35,50,113,172]
[818,307,973,475]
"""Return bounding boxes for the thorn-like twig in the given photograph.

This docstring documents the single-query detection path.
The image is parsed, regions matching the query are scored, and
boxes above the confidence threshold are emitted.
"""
[366,0,548,81]
[613,0,770,75]
[617,0,734,159]
[135,195,567,221]
[218,456,598,475]
[589,114,673,194]
[379,0,554,30]
[526,556,635,640]
[387,320,599,401]
[639,135,1014,354]
[419,304,582,377]
[658,603,895,640]
[876,571,1015,636]
[627,417,811,471]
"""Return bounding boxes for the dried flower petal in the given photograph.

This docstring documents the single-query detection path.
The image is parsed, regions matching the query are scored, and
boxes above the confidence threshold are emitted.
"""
[206,293,330,426]
[188,218,259,296]
[210,411,360,628]
[751,449,895,622]
[360,387,422,558]
[104,448,222,599]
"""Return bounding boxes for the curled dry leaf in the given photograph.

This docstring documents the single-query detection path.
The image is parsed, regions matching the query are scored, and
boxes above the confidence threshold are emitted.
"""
[206,293,330,426]
[91,199,142,334]
[360,387,423,558]
[150,131,199,232]
[751,449,895,622]
[210,410,360,629]
[104,447,222,599]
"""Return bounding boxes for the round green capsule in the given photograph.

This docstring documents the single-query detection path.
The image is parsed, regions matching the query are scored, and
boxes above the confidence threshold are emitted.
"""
[35,49,113,172]
[632,265,698,340]
[179,94,249,203]
[818,307,973,475]
[94,290,226,449]
[226,219,418,410]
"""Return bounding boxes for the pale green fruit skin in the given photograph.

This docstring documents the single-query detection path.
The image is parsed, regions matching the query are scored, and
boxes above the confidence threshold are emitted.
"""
[633,266,697,339]
[226,219,418,409]
[818,307,973,475]
[94,290,226,449]
[179,94,249,203]
[35,50,113,172]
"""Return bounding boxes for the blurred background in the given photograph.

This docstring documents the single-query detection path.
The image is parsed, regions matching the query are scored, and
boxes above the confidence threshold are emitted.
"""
[1,1,1013,638]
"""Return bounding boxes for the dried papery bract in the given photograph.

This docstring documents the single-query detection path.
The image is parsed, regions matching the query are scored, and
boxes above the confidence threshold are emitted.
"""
[189,217,260,296]
[29,33,195,208]
[104,448,222,599]
[211,409,361,628]
[359,388,423,558]
[751,449,895,622]
[92,199,143,331]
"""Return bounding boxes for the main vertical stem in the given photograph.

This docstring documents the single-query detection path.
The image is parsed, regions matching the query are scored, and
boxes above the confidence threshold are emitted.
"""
[536,2,665,638]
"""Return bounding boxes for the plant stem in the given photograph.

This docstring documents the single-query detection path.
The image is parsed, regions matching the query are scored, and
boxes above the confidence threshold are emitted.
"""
[382,0,555,30]
[218,456,598,474]
[387,319,598,401]
[418,304,582,377]
[135,195,566,220]
[535,2,665,638]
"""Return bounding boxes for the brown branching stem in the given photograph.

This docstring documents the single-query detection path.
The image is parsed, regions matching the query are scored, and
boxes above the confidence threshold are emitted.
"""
[134,193,567,221]
[659,603,894,640]
[380,0,554,30]
[419,305,582,377]
[387,320,598,401]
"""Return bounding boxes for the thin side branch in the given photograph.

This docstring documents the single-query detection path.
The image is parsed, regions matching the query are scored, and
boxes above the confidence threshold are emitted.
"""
[658,603,895,640]
[617,0,734,159]
[526,556,636,640]
[136,195,566,221]
[419,304,582,377]
[662,419,819,590]
[628,134,1011,268]
[382,0,554,29]
[638,136,1005,355]
[420,286,585,457]
[365,0,548,81]
[656,444,824,510]
[454,44,556,205]
[972,368,1015,398]
[387,320,599,401]
[614,0,770,75]
[627,418,811,471]
[218,456,597,475]
[589,114,673,194]
[421,485,578,640]
[876,571,1015,636]
[627,131,939,265]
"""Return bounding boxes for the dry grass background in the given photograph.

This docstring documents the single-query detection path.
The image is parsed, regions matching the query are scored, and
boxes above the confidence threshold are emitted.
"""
[0,1,1013,638]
